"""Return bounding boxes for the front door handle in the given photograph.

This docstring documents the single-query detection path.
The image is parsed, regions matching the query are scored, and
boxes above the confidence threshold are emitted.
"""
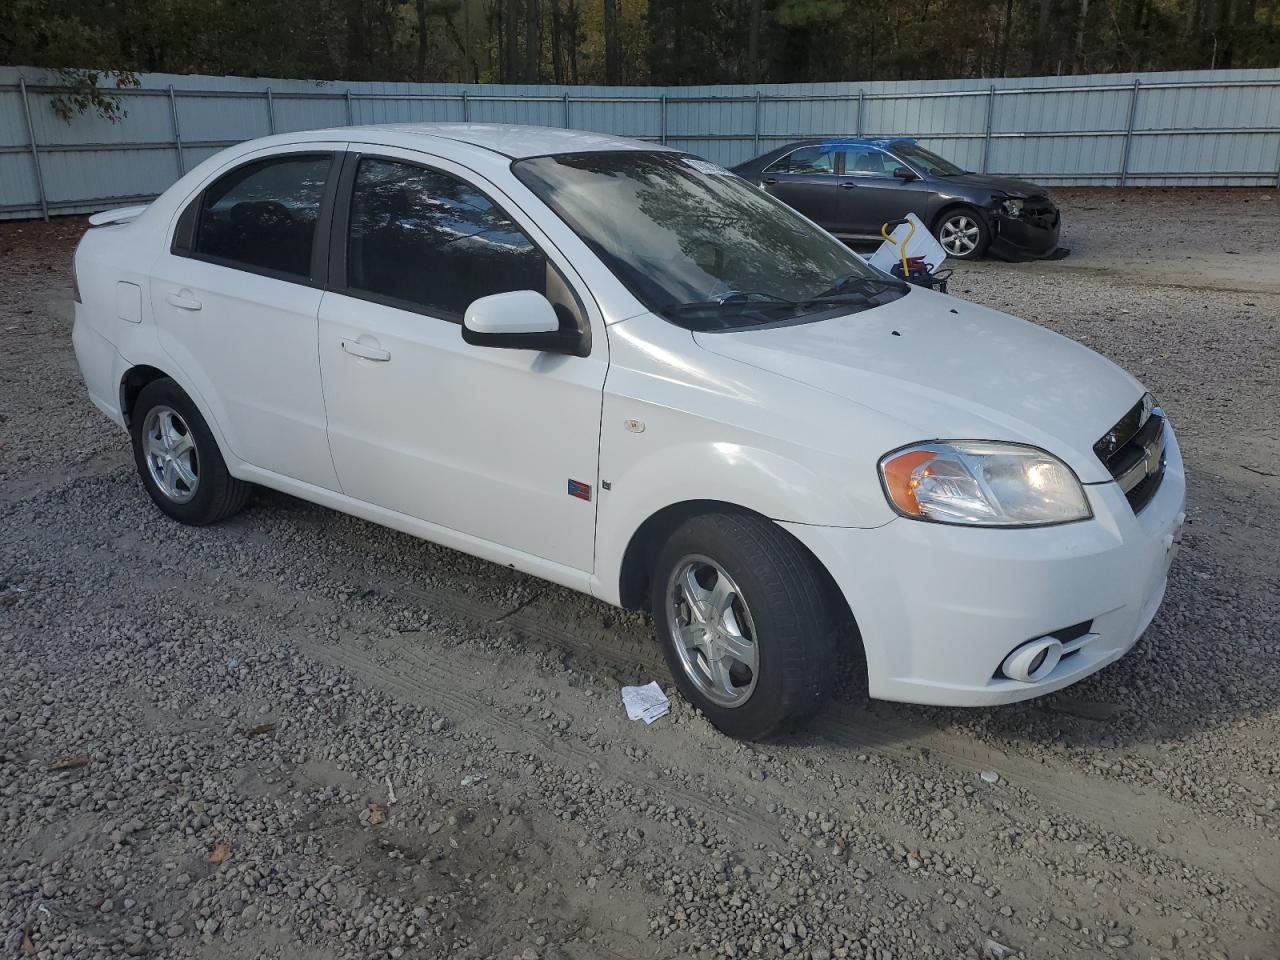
[165,292,202,311]
[838,181,858,189]
[762,177,778,185]
[341,337,391,362]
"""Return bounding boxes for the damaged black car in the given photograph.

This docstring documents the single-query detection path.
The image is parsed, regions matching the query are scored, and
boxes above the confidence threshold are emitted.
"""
[731,137,1064,261]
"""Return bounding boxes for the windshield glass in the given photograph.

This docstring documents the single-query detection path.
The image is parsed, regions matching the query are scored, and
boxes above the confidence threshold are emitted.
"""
[512,151,906,331]
[890,143,966,177]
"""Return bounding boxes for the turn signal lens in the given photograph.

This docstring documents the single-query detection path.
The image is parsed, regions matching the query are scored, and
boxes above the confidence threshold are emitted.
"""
[879,441,1091,527]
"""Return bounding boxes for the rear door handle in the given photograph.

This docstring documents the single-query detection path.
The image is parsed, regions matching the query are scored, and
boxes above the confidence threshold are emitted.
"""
[341,337,390,362]
[762,177,778,185]
[165,292,202,311]
[838,181,858,190]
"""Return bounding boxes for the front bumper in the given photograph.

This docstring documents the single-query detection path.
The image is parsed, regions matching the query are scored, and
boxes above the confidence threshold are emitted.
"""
[783,426,1186,707]
[988,204,1062,261]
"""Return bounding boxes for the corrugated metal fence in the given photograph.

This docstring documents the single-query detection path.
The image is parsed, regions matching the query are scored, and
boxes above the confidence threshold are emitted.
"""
[3,65,1279,220]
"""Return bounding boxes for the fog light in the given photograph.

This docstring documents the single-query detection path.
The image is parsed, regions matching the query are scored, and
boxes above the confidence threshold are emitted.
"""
[1001,637,1063,683]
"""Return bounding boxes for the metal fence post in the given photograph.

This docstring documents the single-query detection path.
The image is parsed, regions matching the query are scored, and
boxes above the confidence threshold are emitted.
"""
[660,94,667,145]
[856,90,864,136]
[265,87,276,134]
[1119,77,1141,186]
[981,85,996,174]
[461,89,470,122]
[168,84,186,176]
[18,77,49,221]
[563,91,571,128]
[753,92,762,154]
[345,89,355,125]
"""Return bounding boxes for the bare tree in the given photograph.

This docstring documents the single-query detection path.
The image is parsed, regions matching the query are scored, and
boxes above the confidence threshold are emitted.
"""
[603,0,621,83]
[525,0,542,80]
[1073,0,1090,71]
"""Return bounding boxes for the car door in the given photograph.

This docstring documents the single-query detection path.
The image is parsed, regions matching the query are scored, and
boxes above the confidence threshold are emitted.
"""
[317,150,607,572]
[834,146,933,236]
[150,146,343,490]
[758,146,840,225]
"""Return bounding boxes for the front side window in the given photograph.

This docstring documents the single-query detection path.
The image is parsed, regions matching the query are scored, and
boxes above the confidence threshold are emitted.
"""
[514,151,906,332]
[194,154,331,278]
[889,143,966,177]
[346,158,546,317]
[765,145,837,175]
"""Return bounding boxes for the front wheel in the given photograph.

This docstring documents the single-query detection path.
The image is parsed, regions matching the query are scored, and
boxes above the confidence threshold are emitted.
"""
[935,208,990,260]
[651,512,840,740]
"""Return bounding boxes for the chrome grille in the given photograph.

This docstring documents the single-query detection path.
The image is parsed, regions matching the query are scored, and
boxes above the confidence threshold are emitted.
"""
[1095,395,1166,513]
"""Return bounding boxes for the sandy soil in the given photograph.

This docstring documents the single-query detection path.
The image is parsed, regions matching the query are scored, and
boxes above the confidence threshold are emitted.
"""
[1,190,1277,960]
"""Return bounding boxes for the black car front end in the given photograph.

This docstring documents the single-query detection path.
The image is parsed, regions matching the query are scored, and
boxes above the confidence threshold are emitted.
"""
[987,193,1062,261]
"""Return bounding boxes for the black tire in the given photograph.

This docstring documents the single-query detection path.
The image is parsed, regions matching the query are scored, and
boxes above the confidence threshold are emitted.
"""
[651,512,840,740]
[129,378,252,525]
[934,206,991,260]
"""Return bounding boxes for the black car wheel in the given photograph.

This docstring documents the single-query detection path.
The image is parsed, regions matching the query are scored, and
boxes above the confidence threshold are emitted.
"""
[130,378,253,525]
[651,511,839,740]
[936,208,990,260]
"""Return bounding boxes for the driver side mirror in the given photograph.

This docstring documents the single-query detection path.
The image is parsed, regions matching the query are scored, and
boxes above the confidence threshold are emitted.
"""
[893,166,918,181]
[462,290,586,356]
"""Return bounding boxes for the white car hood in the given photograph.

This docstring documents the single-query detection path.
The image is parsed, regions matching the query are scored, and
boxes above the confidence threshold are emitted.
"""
[691,288,1143,484]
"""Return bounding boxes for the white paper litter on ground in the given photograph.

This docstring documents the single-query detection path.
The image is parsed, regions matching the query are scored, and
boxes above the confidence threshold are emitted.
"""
[621,681,670,724]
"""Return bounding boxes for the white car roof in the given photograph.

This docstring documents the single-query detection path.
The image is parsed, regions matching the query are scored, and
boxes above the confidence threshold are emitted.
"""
[299,123,672,160]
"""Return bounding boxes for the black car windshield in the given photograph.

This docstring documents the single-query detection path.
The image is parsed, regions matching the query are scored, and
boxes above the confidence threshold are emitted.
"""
[512,151,906,331]
[891,143,966,177]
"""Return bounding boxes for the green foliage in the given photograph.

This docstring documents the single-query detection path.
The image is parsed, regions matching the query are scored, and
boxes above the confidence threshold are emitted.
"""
[1,0,1277,121]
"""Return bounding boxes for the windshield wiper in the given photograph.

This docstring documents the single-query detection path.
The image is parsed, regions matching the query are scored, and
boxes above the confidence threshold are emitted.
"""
[665,290,799,314]
[804,274,905,304]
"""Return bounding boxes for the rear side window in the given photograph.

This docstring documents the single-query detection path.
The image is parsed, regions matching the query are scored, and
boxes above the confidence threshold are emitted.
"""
[346,158,546,317]
[765,146,837,175]
[194,155,331,279]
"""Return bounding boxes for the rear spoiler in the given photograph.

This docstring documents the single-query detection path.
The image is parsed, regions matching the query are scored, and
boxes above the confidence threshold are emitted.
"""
[87,204,150,226]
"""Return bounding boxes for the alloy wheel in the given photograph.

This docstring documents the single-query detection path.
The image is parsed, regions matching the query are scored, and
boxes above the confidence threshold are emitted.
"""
[939,214,981,256]
[666,555,759,708]
[142,405,199,503]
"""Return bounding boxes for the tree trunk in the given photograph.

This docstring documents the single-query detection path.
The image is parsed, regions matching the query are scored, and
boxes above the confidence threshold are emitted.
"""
[997,0,1014,75]
[415,0,430,82]
[1035,0,1052,63]
[566,0,581,82]
[525,0,542,81]
[503,0,521,82]
[603,0,621,84]
[1072,0,1090,72]
[747,0,762,82]
[551,0,565,83]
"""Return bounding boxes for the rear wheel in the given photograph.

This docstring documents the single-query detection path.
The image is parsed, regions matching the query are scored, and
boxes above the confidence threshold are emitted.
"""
[935,207,990,259]
[651,512,839,740]
[130,378,252,525]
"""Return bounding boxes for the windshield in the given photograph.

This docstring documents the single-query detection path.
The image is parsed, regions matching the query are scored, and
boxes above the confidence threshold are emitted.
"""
[512,151,906,331]
[890,143,966,177]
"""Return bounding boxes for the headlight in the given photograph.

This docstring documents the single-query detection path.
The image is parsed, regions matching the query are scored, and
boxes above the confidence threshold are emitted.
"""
[879,441,1091,527]
[1000,197,1024,217]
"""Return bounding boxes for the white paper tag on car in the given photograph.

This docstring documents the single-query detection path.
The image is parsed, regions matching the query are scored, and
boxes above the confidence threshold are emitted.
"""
[868,212,948,275]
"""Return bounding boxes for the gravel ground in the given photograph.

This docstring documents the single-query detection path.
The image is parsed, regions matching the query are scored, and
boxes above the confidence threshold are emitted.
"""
[1,189,1278,960]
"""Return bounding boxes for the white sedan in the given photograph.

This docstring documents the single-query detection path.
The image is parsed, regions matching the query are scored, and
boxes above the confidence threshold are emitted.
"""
[71,123,1185,739]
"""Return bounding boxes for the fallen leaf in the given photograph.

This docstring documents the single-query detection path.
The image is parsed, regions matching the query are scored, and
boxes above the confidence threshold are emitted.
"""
[208,841,232,865]
[242,723,275,738]
[49,754,89,771]
[21,920,35,956]
[367,802,387,826]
